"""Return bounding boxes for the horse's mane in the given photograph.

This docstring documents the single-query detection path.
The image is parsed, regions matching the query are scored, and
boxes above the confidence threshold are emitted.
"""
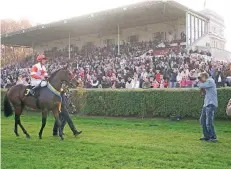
[48,68,63,81]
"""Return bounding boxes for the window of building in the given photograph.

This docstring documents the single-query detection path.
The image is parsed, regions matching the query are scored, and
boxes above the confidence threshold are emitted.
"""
[202,20,205,35]
[213,26,216,34]
[195,17,198,40]
[82,42,94,49]
[191,15,195,43]
[128,35,139,43]
[104,39,115,46]
[211,40,215,48]
[198,19,201,37]
[86,42,93,46]
[153,32,166,40]
[205,22,208,34]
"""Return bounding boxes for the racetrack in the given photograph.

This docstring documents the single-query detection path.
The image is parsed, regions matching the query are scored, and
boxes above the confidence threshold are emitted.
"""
[1,112,231,169]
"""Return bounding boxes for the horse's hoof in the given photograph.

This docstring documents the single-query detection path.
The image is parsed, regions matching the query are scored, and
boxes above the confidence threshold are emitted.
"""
[14,130,19,136]
[38,133,42,139]
[26,135,30,139]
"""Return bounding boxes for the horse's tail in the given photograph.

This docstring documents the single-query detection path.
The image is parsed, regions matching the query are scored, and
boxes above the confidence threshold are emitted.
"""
[4,89,13,117]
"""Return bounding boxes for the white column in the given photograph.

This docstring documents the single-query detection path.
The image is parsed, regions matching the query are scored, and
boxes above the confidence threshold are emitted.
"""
[69,32,71,60]
[185,12,189,50]
[117,24,120,55]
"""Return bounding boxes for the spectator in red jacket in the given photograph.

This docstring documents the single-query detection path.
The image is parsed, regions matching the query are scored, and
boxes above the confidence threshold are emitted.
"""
[155,70,161,83]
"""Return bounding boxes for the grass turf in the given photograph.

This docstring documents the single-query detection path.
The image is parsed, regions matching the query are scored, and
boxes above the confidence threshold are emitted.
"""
[1,112,231,169]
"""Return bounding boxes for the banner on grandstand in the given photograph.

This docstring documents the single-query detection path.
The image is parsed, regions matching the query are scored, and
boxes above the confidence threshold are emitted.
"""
[140,46,181,58]
[139,44,193,59]
[152,46,180,56]
[140,50,153,59]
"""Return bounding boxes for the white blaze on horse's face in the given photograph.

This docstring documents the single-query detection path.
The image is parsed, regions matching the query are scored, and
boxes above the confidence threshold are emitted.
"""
[61,82,69,92]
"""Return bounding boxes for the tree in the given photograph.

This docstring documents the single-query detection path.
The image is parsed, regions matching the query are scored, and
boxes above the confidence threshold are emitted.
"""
[1,19,32,34]
[1,19,33,67]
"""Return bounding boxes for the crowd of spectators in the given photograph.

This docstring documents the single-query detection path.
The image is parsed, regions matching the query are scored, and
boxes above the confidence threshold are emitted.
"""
[1,40,231,89]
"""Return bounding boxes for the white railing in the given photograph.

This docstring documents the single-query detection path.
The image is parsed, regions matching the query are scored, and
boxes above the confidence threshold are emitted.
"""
[195,46,231,62]
[189,33,208,47]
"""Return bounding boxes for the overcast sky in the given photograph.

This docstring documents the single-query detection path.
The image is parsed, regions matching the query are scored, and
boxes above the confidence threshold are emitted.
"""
[1,0,230,50]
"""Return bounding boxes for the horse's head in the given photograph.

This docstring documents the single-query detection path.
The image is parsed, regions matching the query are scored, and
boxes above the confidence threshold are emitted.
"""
[49,66,78,89]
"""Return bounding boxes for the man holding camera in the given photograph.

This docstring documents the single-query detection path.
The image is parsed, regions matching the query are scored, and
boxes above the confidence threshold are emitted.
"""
[197,72,218,142]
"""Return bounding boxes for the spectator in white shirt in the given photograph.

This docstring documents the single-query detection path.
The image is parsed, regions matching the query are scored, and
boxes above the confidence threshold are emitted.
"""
[126,77,133,89]
[132,76,140,89]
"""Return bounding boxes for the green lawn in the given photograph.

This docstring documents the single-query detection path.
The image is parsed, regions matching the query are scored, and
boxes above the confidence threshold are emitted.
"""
[1,112,231,169]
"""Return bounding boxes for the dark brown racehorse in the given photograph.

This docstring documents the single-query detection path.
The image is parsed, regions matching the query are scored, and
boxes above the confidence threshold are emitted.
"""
[3,66,77,140]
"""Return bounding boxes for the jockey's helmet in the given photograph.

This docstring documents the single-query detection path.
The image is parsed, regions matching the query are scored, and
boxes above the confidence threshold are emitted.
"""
[36,54,47,62]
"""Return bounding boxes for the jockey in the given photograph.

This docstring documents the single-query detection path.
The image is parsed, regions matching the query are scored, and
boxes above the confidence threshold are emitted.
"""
[25,54,48,96]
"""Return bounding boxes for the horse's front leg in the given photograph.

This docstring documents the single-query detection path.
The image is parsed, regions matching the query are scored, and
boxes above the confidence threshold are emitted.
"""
[38,111,47,139]
[53,109,64,140]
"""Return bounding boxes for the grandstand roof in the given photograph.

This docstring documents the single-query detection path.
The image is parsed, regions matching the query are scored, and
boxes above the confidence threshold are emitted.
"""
[1,0,209,47]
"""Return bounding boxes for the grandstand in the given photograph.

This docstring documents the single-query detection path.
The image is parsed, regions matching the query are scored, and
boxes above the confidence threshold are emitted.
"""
[1,0,229,61]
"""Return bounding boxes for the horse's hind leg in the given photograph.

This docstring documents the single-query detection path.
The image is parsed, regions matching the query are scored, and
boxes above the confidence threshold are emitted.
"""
[14,106,30,139]
[38,111,47,139]
[16,114,30,139]
[14,114,19,136]
[14,106,22,137]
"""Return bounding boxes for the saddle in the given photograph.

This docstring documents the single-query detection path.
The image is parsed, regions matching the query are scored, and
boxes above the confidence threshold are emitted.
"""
[25,85,42,109]
[25,83,62,112]
[25,85,40,97]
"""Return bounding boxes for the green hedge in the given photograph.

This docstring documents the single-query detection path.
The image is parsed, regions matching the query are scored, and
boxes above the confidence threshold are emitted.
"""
[1,88,231,118]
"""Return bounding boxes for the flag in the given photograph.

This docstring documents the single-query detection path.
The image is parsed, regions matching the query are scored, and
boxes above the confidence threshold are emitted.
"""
[203,0,207,9]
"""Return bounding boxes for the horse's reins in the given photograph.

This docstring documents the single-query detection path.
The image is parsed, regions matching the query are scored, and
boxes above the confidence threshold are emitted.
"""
[48,71,76,112]
[69,72,77,87]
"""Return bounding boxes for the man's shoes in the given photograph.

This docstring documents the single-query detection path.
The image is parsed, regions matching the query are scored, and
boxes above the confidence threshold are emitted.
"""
[208,137,218,142]
[53,133,58,137]
[200,137,210,141]
[200,137,218,142]
[53,131,65,136]
[74,130,82,137]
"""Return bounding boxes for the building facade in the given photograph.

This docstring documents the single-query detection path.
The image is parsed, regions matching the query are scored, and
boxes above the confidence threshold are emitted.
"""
[199,9,226,50]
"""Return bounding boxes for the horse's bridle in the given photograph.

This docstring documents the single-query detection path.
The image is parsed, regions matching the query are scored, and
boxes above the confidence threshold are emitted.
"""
[61,71,77,91]
[69,73,78,88]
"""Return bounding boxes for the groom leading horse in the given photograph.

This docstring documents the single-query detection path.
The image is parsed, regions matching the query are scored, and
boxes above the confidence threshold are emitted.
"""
[4,54,79,140]
[53,84,82,137]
